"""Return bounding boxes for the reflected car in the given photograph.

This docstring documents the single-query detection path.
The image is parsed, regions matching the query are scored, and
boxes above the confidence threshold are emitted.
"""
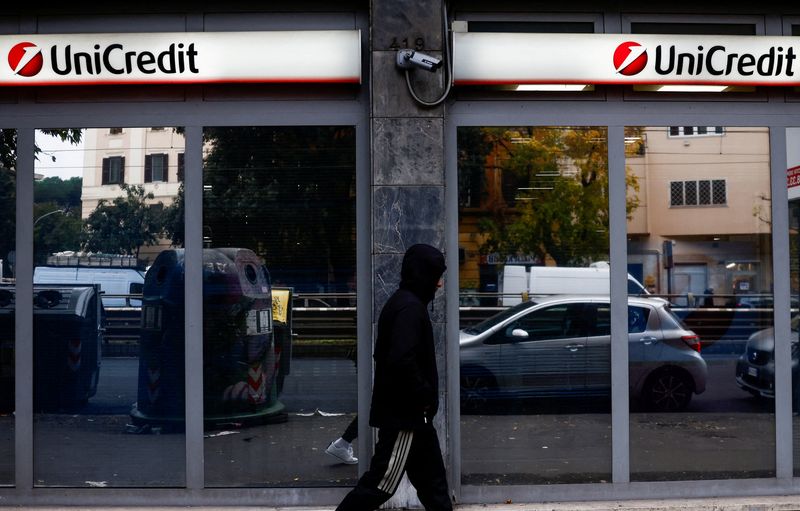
[735,316,799,400]
[460,295,708,412]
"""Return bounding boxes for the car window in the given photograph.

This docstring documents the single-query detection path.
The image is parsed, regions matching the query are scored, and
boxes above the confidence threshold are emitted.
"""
[589,304,651,336]
[502,303,586,342]
[464,300,538,335]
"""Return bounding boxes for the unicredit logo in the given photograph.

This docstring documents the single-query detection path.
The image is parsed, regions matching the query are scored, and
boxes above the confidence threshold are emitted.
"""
[7,41,200,78]
[614,41,648,76]
[8,42,43,77]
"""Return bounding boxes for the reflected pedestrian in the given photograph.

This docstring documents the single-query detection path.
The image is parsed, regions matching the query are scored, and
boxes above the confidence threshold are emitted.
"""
[335,244,452,511]
[326,415,358,464]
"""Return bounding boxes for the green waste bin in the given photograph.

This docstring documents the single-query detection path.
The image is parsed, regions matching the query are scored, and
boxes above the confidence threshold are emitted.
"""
[130,248,285,428]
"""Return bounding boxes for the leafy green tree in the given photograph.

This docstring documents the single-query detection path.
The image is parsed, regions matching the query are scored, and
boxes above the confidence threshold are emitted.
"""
[35,176,82,210]
[197,126,356,292]
[162,182,184,247]
[82,183,163,259]
[0,128,82,277]
[33,203,82,265]
[466,127,640,267]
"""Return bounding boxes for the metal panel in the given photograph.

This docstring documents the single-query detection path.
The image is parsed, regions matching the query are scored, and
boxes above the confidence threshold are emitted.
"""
[769,126,793,480]
[14,128,34,491]
[608,125,629,483]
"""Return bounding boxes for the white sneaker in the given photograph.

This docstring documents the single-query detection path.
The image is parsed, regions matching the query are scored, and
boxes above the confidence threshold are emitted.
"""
[326,440,358,464]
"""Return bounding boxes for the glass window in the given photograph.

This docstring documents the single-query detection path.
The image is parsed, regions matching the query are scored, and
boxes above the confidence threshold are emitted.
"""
[627,126,774,480]
[786,127,800,475]
[202,126,357,487]
[33,127,186,487]
[145,153,168,183]
[458,126,611,485]
[0,129,15,486]
[102,156,124,185]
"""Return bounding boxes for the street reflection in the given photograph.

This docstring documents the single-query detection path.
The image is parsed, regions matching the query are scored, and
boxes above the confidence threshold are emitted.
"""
[0,128,14,486]
[31,127,186,487]
[201,126,357,487]
[628,126,774,480]
[458,126,613,484]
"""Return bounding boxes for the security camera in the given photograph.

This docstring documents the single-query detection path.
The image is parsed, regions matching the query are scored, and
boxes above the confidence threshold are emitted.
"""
[396,49,442,72]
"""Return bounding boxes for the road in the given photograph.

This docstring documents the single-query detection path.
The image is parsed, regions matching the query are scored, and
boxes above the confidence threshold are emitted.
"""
[0,354,787,487]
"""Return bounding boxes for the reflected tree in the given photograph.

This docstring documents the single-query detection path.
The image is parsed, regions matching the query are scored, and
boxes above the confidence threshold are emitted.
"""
[196,127,356,293]
[0,129,82,277]
[82,183,163,260]
[460,127,640,267]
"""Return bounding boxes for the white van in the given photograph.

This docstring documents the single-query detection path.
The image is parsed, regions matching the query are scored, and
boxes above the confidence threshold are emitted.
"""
[33,266,145,308]
[499,263,648,306]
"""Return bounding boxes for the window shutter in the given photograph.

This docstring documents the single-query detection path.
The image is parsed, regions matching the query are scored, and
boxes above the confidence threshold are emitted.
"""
[144,154,153,183]
[178,153,185,182]
[164,153,169,182]
[120,156,125,184]
[102,158,110,185]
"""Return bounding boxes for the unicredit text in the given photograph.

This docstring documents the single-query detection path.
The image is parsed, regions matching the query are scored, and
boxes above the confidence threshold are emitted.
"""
[50,43,199,75]
[655,45,797,77]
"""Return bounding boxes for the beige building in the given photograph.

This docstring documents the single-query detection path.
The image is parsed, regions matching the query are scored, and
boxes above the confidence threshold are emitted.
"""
[627,126,772,304]
[81,127,185,262]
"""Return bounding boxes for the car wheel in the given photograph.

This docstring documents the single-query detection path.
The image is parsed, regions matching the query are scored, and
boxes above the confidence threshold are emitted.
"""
[460,367,496,413]
[642,368,694,412]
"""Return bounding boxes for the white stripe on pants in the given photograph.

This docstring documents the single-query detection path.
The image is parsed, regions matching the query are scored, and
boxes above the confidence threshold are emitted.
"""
[377,430,413,494]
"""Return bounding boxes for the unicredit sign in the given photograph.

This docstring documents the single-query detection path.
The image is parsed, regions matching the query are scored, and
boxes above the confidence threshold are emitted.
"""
[453,32,800,86]
[1,31,361,86]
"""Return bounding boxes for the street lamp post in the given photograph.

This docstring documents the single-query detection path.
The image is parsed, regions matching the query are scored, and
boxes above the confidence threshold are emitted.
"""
[33,208,67,227]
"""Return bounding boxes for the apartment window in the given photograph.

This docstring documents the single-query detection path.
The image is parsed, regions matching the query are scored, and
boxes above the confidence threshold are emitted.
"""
[670,179,726,206]
[145,153,168,183]
[668,126,725,137]
[101,156,125,185]
[109,128,123,135]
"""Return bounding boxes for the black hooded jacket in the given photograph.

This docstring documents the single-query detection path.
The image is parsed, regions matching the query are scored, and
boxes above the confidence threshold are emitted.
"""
[369,244,447,430]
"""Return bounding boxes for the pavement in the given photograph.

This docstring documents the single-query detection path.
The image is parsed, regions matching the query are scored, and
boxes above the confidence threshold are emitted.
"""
[4,497,800,510]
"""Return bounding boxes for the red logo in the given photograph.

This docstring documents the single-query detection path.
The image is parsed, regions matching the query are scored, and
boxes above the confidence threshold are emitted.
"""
[613,41,647,76]
[8,42,43,77]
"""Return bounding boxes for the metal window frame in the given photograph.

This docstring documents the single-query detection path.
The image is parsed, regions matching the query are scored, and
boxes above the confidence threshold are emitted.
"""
[446,95,796,503]
[0,10,370,508]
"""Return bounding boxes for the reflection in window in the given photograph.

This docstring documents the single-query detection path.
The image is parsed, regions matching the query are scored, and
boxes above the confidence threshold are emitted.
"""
[670,179,727,206]
[101,156,124,185]
[787,127,800,475]
[629,126,774,481]
[145,153,168,183]
[202,126,357,487]
[33,128,185,487]
[458,126,613,485]
[0,129,15,486]
[668,126,724,137]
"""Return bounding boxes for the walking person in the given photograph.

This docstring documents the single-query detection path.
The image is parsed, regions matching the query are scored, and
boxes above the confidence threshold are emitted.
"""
[336,243,452,511]
[326,415,358,464]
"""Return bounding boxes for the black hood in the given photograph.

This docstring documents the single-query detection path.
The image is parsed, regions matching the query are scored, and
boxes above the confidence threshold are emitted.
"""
[399,244,446,304]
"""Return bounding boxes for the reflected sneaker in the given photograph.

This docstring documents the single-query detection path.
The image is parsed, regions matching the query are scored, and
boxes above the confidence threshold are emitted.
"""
[326,438,358,464]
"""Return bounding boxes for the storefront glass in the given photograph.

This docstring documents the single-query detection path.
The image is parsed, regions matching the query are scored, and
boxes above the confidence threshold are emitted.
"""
[201,126,357,487]
[787,127,800,476]
[458,126,612,485]
[0,129,15,486]
[627,126,775,480]
[32,127,186,487]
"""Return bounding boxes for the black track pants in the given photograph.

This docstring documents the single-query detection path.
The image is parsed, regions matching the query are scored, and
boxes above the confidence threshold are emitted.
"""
[336,425,452,511]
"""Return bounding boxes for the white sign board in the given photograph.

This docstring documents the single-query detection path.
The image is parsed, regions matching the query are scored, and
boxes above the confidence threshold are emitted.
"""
[454,32,800,86]
[788,128,800,201]
[1,31,361,86]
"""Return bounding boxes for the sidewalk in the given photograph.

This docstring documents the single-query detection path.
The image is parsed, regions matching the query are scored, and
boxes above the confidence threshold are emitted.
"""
[7,497,800,511]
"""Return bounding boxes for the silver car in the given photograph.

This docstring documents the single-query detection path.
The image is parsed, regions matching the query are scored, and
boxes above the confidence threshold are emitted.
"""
[460,295,708,412]
[735,316,799,400]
